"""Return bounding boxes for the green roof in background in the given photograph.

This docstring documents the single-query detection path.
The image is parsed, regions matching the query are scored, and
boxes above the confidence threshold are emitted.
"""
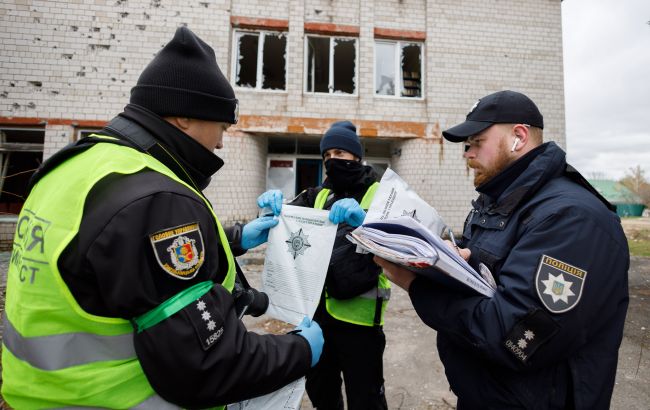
[589,179,643,204]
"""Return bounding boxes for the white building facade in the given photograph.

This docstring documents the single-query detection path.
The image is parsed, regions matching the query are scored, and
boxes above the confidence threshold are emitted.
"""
[0,0,565,248]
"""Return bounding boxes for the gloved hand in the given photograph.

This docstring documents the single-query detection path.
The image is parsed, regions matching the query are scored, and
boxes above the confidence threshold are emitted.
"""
[329,198,366,227]
[241,216,279,250]
[257,189,284,216]
[294,316,323,367]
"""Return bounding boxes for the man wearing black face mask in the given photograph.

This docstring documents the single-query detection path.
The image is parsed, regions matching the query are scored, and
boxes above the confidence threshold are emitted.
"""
[258,121,390,410]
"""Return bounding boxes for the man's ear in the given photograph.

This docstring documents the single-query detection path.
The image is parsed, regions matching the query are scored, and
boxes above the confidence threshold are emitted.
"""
[164,116,191,131]
[513,124,530,146]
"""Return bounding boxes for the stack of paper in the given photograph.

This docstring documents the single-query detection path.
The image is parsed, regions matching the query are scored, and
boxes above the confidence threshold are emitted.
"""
[348,216,495,297]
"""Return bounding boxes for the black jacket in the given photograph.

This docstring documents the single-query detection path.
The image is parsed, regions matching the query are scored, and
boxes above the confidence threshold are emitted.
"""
[49,105,310,408]
[290,166,382,327]
[409,142,629,409]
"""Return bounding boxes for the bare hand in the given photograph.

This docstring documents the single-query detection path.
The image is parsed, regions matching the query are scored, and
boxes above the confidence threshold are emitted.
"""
[443,240,471,261]
[373,256,417,291]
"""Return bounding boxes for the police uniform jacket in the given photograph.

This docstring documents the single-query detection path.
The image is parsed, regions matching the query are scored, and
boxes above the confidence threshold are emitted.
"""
[408,142,629,409]
[290,166,382,326]
[45,104,311,408]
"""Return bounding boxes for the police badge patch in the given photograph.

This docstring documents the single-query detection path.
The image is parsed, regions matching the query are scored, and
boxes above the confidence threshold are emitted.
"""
[150,222,205,280]
[535,255,587,313]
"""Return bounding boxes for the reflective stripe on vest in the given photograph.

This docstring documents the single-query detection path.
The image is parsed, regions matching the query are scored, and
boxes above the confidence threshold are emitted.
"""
[314,182,390,326]
[2,313,134,371]
[1,138,231,409]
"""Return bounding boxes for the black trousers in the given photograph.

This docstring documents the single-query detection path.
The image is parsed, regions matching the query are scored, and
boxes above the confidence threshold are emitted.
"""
[305,323,388,410]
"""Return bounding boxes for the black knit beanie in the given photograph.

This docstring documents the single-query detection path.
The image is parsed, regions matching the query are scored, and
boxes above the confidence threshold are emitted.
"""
[130,26,238,124]
[320,121,363,159]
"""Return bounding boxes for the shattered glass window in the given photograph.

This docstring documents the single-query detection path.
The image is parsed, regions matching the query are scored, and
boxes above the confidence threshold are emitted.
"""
[262,33,287,90]
[307,36,330,93]
[374,40,423,98]
[235,32,259,88]
[234,30,286,91]
[306,36,357,94]
[400,43,422,98]
[375,42,395,95]
[333,38,356,94]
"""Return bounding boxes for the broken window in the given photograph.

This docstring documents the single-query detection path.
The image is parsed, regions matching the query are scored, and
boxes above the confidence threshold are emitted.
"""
[375,41,423,98]
[306,36,357,94]
[0,127,44,216]
[234,30,286,91]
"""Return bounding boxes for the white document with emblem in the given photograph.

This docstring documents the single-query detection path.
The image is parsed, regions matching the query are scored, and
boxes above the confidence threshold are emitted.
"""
[364,167,447,236]
[230,206,335,410]
[261,204,337,326]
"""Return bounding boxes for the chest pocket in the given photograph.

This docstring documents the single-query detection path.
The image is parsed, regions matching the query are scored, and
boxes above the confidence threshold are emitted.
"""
[475,241,511,281]
[465,213,513,283]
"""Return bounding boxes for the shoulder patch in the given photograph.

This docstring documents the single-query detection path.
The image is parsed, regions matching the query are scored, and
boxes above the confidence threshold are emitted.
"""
[535,254,587,313]
[150,222,205,280]
[503,309,559,364]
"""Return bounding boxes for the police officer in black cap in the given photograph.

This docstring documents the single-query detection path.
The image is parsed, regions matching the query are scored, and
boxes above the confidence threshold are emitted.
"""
[374,90,629,409]
[1,26,322,409]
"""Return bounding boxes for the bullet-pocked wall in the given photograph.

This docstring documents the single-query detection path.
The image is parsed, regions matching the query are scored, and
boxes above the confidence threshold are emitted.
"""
[0,0,565,232]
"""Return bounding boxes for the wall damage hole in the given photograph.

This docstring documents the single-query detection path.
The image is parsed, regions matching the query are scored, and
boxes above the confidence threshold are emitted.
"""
[136,24,146,30]
[28,81,42,88]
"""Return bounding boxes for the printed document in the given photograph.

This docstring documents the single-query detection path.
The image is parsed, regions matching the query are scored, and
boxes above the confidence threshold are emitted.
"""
[261,204,337,326]
[365,168,447,236]
[230,206,336,410]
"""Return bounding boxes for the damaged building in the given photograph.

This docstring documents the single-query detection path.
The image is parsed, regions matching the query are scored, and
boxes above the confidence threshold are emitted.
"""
[0,0,566,247]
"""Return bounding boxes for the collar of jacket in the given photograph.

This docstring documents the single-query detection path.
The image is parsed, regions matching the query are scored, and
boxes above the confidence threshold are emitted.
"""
[476,142,566,216]
[116,104,224,190]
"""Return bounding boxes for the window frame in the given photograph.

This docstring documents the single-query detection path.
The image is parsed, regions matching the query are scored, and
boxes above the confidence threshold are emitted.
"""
[231,29,288,93]
[0,125,45,219]
[373,39,425,100]
[303,34,359,97]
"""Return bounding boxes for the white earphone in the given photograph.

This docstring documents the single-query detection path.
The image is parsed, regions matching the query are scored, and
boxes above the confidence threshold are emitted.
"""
[510,137,520,152]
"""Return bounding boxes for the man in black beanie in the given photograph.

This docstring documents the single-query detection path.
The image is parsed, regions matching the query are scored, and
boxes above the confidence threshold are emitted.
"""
[258,120,390,410]
[1,26,323,409]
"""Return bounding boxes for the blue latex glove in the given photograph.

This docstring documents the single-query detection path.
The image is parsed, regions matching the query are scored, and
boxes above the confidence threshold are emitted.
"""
[294,316,323,367]
[329,198,366,227]
[257,189,284,216]
[241,216,279,250]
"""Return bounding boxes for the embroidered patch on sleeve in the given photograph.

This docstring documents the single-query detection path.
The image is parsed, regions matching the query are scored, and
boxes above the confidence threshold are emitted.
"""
[503,309,559,364]
[150,222,205,280]
[535,254,587,313]
[184,291,225,350]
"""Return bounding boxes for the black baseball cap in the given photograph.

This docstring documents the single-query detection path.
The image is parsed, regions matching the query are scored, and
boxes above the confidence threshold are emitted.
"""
[442,90,544,142]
